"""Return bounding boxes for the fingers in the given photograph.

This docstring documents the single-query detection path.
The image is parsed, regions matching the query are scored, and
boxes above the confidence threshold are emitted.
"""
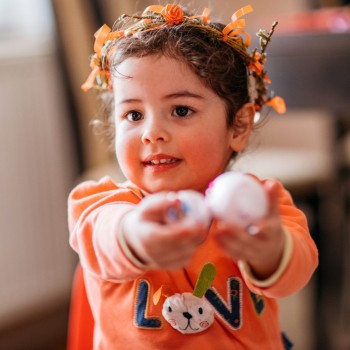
[214,220,258,260]
[138,192,179,222]
[263,179,280,216]
[123,200,209,270]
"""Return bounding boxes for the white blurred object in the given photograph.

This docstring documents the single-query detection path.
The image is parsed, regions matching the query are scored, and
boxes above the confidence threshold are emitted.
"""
[166,190,211,227]
[0,0,54,36]
[0,0,55,58]
[206,172,268,228]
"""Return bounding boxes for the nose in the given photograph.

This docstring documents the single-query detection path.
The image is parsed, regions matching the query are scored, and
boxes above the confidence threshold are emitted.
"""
[141,118,170,144]
[183,312,192,320]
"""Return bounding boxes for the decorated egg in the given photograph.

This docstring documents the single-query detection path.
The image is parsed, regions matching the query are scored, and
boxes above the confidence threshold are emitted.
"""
[206,172,268,228]
[166,190,211,226]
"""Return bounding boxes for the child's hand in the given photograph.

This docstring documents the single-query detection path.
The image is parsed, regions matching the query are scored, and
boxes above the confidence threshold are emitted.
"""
[121,192,209,270]
[214,179,286,280]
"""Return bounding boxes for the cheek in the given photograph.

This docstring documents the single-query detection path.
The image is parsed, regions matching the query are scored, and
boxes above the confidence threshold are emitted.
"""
[114,130,139,173]
[180,133,212,157]
[184,134,230,167]
[115,124,137,154]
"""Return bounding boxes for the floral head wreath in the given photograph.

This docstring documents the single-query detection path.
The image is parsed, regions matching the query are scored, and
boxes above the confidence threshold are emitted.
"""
[82,4,286,114]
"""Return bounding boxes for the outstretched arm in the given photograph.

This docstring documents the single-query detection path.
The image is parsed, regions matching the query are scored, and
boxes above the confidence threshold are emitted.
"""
[68,178,209,282]
[213,178,318,297]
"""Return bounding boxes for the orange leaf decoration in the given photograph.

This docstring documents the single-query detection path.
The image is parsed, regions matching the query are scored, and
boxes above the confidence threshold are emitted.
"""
[222,19,245,38]
[143,5,163,14]
[248,52,265,75]
[231,5,253,22]
[226,28,251,46]
[81,65,100,92]
[264,74,271,84]
[161,4,184,24]
[153,285,173,305]
[222,5,253,44]
[252,52,266,64]
[267,96,286,114]
[94,24,112,55]
[201,8,211,24]
[249,61,264,75]
[93,24,125,57]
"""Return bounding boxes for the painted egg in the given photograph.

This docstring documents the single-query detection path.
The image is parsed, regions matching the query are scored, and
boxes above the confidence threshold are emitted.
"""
[166,190,211,226]
[206,172,268,229]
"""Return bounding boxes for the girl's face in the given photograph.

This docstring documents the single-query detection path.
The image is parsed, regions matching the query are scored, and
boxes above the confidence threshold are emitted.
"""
[113,55,250,193]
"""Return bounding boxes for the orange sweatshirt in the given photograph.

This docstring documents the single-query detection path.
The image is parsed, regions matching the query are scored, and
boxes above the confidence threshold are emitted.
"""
[68,176,318,350]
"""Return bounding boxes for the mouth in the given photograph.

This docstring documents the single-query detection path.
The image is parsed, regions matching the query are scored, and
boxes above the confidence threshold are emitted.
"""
[142,155,181,170]
[144,158,178,165]
[180,319,199,332]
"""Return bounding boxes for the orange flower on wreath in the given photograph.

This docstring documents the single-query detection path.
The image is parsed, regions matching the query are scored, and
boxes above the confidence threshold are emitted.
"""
[161,4,184,24]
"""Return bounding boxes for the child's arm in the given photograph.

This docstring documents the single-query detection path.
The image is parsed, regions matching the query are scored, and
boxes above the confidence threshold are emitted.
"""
[68,178,146,282]
[68,178,209,281]
[214,179,318,298]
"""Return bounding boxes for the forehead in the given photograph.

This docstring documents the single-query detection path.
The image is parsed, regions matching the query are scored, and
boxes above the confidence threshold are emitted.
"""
[112,55,207,96]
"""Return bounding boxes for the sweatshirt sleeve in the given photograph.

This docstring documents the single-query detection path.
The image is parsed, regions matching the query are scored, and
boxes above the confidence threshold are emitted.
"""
[68,176,146,282]
[241,179,318,298]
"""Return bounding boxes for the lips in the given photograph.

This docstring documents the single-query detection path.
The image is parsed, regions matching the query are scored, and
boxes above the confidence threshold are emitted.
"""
[146,158,178,165]
[142,154,181,169]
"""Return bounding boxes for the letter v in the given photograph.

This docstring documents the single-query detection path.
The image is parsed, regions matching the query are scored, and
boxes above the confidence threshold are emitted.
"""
[205,277,242,330]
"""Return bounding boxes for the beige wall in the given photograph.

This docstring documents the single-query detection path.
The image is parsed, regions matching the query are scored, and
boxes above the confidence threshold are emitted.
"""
[195,0,309,27]
[102,0,311,27]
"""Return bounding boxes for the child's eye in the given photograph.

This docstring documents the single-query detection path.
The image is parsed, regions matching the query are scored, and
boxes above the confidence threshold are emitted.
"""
[173,106,193,118]
[126,111,143,122]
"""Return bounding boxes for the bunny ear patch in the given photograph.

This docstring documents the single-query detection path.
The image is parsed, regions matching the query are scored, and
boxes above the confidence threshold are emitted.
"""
[193,263,216,298]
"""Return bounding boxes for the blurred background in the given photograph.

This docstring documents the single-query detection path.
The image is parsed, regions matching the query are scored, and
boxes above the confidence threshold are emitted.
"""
[0,0,349,349]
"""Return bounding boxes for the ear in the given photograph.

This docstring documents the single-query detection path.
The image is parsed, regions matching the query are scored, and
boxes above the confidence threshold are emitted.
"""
[229,103,255,153]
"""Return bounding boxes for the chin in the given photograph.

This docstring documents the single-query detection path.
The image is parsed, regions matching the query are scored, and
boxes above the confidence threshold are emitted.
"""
[140,181,185,194]
[147,182,207,194]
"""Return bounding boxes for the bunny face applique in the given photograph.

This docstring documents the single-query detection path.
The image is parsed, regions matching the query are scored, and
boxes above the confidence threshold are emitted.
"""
[154,263,217,334]
[162,292,215,334]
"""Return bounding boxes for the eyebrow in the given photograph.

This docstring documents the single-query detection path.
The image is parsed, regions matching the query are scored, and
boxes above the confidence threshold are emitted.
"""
[117,90,205,105]
[117,98,142,105]
[163,91,204,100]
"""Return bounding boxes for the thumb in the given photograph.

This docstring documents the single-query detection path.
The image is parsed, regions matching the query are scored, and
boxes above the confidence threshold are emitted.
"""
[263,179,280,216]
[140,192,181,222]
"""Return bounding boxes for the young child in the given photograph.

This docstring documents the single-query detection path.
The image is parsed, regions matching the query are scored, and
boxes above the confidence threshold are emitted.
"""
[69,4,318,349]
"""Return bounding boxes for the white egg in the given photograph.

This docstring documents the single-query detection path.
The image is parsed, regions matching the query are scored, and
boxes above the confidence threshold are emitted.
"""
[178,190,211,226]
[166,190,211,226]
[205,172,268,228]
